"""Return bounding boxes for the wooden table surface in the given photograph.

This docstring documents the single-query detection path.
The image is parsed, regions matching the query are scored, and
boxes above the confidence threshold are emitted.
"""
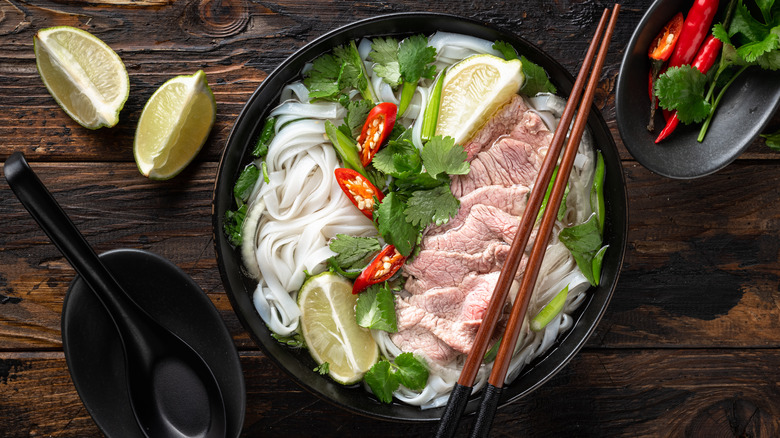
[2,0,779,436]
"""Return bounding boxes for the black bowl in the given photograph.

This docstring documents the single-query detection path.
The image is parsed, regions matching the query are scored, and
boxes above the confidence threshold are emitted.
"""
[213,12,627,421]
[616,0,780,179]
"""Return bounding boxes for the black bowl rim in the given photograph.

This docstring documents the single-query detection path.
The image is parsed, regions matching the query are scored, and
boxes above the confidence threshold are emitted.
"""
[213,11,628,422]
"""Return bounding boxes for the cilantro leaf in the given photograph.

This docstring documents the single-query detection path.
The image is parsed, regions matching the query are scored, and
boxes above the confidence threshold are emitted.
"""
[730,0,771,43]
[398,34,437,82]
[344,99,373,139]
[271,332,306,348]
[328,234,382,270]
[223,204,247,247]
[252,117,276,157]
[370,37,402,87]
[421,135,470,178]
[313,362,329,375]
[355,284,398,332]
[405,185,460,228]
[304,41,376,103]
[520,55,558,95]
[761,129,780,150]
[559,214,606,286]
[364,361,398,403]
[233,164,259,204]
[372,136,422,178]
[654,65,712,124]
[492,40,519,60]
[393,353,428,391]
[375,192,420,257]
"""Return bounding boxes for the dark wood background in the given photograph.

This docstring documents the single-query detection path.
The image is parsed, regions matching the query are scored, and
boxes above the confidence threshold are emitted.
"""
[2,0,779,436]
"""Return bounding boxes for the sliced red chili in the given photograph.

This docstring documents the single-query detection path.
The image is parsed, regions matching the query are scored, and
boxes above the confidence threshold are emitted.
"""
[357,102,397,166]
[648,12,683,61]
[334,167,384,219]
[648,12,684,131]
[352,245,406,294]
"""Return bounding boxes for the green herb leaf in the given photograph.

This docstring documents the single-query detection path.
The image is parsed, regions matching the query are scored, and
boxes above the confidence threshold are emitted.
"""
[253,117,276,157]
[761,129,780,150]
[376,192,420,257]
[519,55,557,95]
[405,185,460,228]
[304,53,343,101]
[654,65,712,124]
[421,135,470,178]
[355,283,398,332]
[370,37,402,87]
[313,362,330,375]
[271,332,306,348]
[492,40,519,60]
[344,99,373,139]
[328,234,382,270]
[233,164,259,205]
[398,34,437,82]
[559,213,606,286]
[372,136,422,178]
[590,151,606,235]
[393,353,428,391]
[304,42,376,103]
[364,361,399,403]
[223,204,247,247]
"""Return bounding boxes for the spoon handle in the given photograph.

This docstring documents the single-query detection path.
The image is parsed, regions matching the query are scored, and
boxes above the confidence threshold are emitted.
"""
[4,152,146,337]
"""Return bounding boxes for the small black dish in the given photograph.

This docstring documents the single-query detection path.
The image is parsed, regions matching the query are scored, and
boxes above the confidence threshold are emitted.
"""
[616,0,780,179]
[62,248,245,437]
[213,12,628,421]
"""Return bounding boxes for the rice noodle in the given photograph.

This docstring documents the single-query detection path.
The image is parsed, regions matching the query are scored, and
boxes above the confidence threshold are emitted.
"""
[240,32,600,406]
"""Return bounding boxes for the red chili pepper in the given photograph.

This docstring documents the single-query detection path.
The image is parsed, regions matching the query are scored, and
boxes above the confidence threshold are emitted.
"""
[648,12,684,131]
[357,102,397,166]
[352,245,406,294]
[655,34,723,143]
[667,0,720,69]
[334,168,384,218]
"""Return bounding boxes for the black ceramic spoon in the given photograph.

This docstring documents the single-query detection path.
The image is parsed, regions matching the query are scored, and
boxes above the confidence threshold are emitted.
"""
[4,152,226,438]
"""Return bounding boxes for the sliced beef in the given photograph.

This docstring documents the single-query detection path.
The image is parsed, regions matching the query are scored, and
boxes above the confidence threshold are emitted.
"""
[420,204,519,254]
[461,95,530,160]
[403,241,509,290]
[389,324,459,364]
[393,299,482,355]
[424,184,530,237]
[451,137,546,198]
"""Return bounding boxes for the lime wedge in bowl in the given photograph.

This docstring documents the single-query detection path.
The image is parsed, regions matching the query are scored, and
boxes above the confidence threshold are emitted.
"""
[134,70,216,180]
[34,26,129,130]
[298,272,379,385]
[435,54,524,145]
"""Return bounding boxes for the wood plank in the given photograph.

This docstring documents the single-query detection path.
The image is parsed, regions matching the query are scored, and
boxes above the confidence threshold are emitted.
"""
[2,161,780,351]
[1,349,778,437]
[2,0,775,163]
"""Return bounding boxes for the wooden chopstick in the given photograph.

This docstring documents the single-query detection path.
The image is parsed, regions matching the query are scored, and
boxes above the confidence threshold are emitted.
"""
[434,5,620,438]
[469,5,620,437]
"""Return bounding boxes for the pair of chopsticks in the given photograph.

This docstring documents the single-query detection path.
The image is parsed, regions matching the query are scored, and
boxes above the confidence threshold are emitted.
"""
[435,5,620,438]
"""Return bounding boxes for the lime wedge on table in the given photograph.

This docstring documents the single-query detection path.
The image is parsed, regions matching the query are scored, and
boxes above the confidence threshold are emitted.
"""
[298,272,379,385]
[133,70,216,180]
[33,26,129,129]
[435,54,524,145]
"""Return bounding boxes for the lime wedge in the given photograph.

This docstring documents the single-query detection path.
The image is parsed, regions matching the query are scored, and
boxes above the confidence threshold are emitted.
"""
[33,26,129,129]
[435,54,524,145]
[298,272,379,385]
[133,70,216,180]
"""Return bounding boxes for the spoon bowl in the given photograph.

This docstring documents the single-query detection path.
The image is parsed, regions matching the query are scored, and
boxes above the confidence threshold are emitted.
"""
[3,152,238,438]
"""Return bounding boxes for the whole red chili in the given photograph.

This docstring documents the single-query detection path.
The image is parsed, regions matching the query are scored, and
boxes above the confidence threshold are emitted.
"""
[352,244,406,294]
[667,0,720,69]
[655,34,723,143]
[334,167,384,218]
[357,102,397,166]
[648,12,684,131]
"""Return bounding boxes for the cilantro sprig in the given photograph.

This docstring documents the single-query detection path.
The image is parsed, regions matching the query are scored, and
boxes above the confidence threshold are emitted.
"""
[304,40,377,105]
[370,35,437,116]
[364,353,429,403]
[654,0,780,142]
[492,41,557,96]
[372,133,469,257]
